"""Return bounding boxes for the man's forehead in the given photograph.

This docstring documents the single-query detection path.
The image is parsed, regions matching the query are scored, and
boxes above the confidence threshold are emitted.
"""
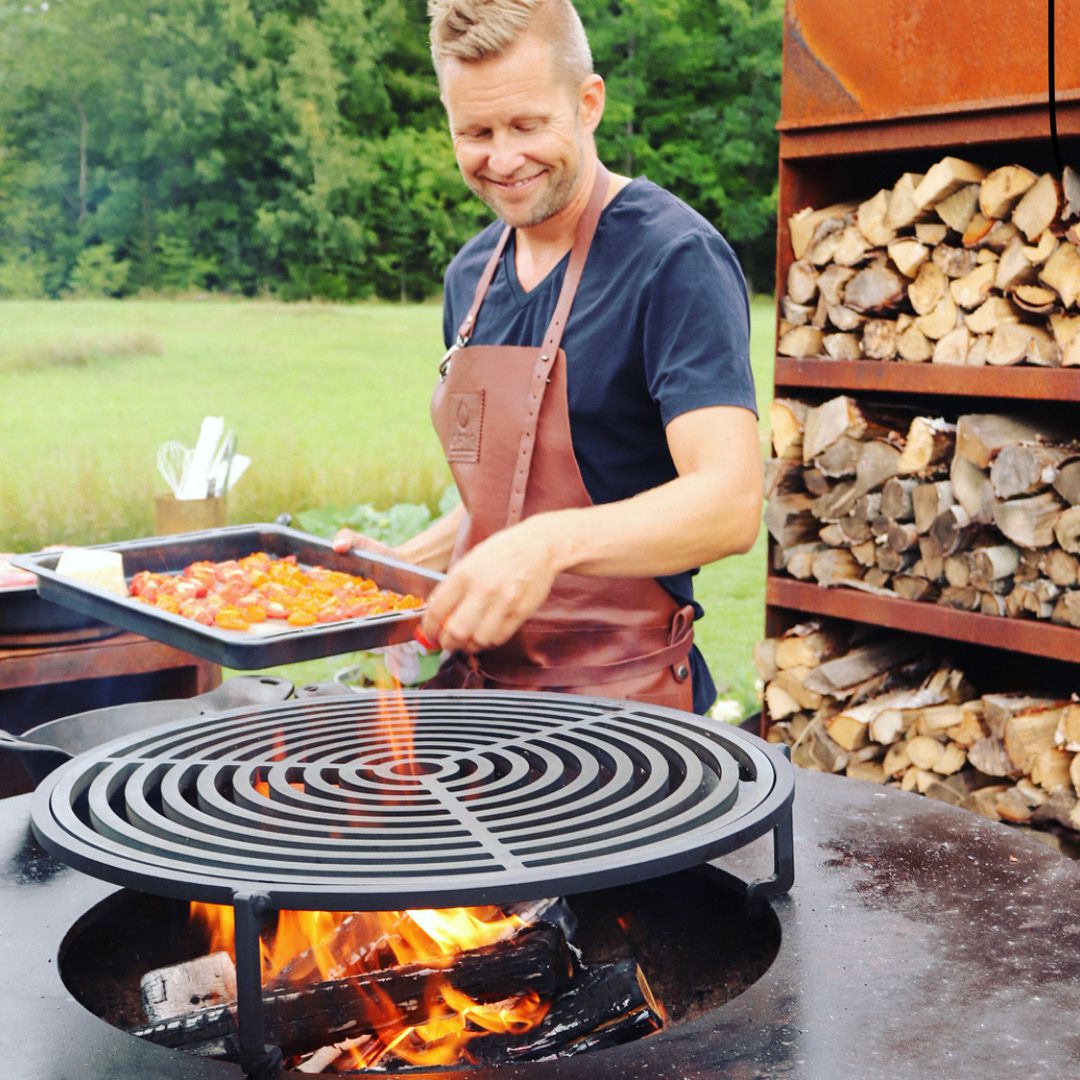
[441,33,560,99]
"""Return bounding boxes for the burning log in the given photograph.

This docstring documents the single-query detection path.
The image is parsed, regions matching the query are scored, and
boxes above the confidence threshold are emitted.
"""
[130,922,576,1062]
[496,960,663,1063]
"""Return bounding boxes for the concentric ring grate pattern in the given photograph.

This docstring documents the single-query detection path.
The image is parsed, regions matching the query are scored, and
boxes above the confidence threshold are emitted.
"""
[32,690,792,908]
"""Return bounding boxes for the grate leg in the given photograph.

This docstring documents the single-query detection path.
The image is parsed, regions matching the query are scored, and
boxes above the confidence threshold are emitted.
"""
[233,890,283,1078]
[747,746,795,899]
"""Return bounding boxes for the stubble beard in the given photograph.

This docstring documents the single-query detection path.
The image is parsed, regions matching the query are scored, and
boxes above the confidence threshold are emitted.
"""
[468,129,587,229]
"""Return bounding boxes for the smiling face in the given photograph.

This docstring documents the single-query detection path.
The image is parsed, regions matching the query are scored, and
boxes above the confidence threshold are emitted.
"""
[441,32,604,231]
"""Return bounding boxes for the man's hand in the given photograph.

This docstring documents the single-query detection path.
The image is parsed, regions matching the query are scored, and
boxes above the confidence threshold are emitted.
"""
[332,529,400,561]
[420,517,561,654]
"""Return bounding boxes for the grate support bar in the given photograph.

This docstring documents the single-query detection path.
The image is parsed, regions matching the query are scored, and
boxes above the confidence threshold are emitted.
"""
[233,890,283,1079]
[747,748,795,900]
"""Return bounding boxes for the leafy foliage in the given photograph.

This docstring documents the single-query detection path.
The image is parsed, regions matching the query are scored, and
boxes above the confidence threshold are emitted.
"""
[0,0,780,297]
[296,500,435,546]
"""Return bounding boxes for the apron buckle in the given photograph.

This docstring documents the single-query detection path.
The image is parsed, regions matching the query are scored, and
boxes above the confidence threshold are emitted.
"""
[439,337,466,380]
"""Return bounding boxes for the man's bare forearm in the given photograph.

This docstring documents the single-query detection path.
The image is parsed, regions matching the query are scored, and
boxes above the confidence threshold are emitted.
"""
[397,502,466,571]
[525,468,760,580]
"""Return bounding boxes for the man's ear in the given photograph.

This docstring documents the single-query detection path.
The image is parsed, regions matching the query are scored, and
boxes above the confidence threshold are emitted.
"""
[578,74,605,134]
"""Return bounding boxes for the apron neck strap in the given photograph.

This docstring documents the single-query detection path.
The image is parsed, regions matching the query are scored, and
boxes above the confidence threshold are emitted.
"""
[504,164,611,527]
[454,162,611,347]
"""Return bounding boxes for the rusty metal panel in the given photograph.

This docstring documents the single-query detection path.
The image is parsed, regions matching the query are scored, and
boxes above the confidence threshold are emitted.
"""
[782,0,1080,130]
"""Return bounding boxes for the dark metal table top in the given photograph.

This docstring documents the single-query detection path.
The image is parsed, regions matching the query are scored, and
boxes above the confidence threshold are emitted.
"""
[3,770,1079,1079]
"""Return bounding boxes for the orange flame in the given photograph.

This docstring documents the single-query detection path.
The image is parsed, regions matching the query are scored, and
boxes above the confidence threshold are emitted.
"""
[374,667,417,778]
[188,901,549,1068]
[189,675,550,1069]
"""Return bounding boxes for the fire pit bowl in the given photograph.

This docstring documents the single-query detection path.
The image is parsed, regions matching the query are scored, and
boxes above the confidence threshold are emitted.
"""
[4,770,1080,1079]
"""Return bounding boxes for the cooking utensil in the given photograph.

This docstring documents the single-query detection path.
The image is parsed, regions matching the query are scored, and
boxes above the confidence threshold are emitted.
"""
[178,416,224,500]
[206,430,235,497]
[155,440,192,498]
[0,675,294,786]
[10,524,444,669]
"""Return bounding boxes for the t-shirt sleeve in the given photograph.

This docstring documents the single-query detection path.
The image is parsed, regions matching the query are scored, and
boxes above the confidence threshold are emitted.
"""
[640,231,756,425]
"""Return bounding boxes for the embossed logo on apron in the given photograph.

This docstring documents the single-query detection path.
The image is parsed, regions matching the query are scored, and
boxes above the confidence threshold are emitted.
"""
[446,390,484,462]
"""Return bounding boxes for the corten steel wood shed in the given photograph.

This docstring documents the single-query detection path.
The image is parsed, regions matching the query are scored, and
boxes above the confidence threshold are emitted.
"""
[765,0,1080,710]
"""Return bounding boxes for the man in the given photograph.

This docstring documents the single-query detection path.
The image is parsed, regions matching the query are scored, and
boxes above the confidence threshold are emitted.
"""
[335,0,760,713]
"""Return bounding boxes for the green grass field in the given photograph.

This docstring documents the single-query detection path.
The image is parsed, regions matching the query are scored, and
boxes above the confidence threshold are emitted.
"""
[0,296,774,714]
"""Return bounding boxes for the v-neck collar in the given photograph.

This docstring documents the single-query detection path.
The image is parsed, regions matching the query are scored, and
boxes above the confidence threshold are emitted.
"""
[497,177,639,305]
[501,230,571,305]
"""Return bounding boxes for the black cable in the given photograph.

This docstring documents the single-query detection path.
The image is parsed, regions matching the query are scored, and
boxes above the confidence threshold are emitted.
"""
[1048,0,1064,174]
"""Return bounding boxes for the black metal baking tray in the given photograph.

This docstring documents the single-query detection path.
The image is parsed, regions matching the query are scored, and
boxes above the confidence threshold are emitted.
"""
[11,524,444,669]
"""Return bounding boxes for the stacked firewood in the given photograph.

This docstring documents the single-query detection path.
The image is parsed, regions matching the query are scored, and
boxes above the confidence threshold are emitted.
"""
[758,621,1080,831]
[766,396,1080,627]
[780,158,1080,366]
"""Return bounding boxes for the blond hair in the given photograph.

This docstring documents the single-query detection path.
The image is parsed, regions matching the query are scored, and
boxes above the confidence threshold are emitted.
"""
[428,0,593,87]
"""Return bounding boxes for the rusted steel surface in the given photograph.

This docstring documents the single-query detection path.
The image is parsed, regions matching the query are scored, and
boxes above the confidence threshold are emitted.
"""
[774,358,1080,401]
[766,578,1080,663]
[782,0,1080,131]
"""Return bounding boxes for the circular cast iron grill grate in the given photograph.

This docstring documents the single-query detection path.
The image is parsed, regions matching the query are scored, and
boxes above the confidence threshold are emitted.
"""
[31,690,792,909]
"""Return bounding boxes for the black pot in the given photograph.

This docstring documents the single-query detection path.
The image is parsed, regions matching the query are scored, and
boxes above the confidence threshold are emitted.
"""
[0,675,294,786]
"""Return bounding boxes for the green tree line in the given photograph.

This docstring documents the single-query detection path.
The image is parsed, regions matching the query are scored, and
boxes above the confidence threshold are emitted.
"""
[0,0,781,301]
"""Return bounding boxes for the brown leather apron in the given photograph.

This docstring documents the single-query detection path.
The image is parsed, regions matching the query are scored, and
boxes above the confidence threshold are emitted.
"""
[428,165,695,711]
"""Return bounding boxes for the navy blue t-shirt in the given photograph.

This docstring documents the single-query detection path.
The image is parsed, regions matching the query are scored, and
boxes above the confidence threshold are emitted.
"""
[442,177,756,713]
